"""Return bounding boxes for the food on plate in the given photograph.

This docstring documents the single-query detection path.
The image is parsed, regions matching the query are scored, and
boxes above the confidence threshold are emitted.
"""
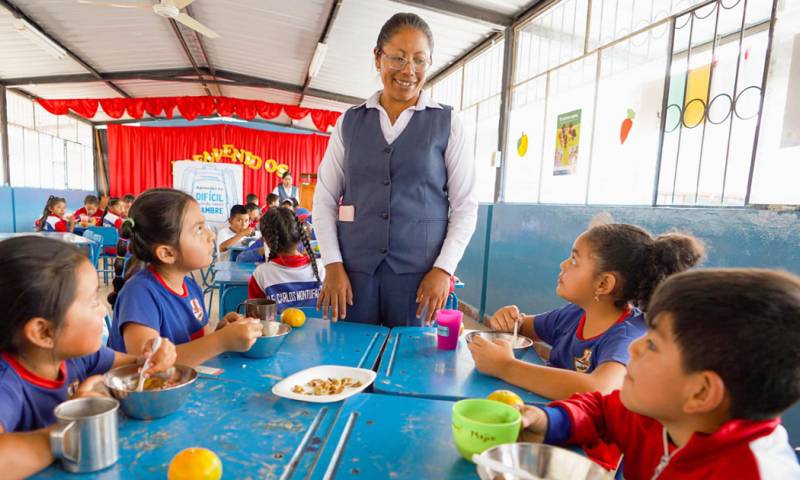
[291,377,363,396]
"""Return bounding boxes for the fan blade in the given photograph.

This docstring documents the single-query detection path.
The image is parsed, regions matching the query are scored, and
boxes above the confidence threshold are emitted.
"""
[174,12,219,38]
[77,0,151,8]
[166,0,196,9]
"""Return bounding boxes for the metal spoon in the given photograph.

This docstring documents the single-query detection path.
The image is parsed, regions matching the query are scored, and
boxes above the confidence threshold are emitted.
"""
[471,454,540,480]
[512,317,520,347]
[136,336,162,392]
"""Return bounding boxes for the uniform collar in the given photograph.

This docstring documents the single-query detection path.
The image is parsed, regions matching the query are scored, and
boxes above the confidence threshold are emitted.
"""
[364,90,442,112]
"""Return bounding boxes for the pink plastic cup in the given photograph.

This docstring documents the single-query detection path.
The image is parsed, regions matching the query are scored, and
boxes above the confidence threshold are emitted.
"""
[436,309,463,350]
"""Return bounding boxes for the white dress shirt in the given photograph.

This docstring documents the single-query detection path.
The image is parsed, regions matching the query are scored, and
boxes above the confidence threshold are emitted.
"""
[313,90,478,275]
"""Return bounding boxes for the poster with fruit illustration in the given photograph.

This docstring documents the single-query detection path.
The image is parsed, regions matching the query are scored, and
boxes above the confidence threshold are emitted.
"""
[554,109,581,176]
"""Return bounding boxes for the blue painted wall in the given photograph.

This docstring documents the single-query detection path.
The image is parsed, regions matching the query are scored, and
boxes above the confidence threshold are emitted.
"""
[2,187,96,232]
[456,204,800,319]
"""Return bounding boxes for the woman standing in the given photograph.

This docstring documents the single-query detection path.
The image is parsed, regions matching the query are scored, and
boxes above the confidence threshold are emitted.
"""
[314,13,477,327]
[272,171,298,204]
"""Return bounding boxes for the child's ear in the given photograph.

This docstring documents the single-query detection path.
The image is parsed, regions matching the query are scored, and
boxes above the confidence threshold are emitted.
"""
[23,318,56,349]
[683,370,727,415]
[595,272,617,296]
[153,244,177,265]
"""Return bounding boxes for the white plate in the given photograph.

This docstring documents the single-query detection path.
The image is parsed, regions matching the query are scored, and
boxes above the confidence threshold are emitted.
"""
[271,365,376,403]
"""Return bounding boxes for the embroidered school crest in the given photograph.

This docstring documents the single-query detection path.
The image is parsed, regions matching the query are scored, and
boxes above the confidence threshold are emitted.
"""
[190,298,204,322]
[574,348,593,373]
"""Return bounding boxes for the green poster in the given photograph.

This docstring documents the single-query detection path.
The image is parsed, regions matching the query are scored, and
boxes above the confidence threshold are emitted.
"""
[554,109,581,176]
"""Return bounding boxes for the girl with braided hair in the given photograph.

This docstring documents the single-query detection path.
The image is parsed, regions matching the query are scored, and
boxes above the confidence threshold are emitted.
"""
[248,207,324,314]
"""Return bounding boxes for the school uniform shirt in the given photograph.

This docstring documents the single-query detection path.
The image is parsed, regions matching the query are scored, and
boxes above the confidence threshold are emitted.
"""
[236,238,268,264]
[534,303,646,373]
[248,255,325,313]
[74,207,104,225]
[215,226,254,261]
[313,90,477,276]
[103,211,123,230]
[0,348,115,432]
[542,391,800,479]
[43,215,69,232]
[108,267,207,352]
[272,185,298,204]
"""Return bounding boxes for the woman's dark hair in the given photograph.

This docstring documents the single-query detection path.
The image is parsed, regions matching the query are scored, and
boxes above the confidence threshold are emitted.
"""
[108,189,195,304]
[375,13,434,56]
[281,171,292,179]
[83,195,99,206]
[259,207,320,284]
[647,269,800,420]
[0,237,88,353]
[583,223,704,311]
[36,195,66,231]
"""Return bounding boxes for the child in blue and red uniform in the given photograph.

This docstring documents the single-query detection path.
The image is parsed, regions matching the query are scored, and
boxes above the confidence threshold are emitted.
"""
[73,194,104,227]
[248,207,324,313]
[102,197,125,230]
[35,195,74,233]
[108,189,262,367]
[0,236,176,478]
[519,269,800,479]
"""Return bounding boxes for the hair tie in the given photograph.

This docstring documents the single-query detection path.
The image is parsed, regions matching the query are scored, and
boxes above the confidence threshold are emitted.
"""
[123,217,135,229]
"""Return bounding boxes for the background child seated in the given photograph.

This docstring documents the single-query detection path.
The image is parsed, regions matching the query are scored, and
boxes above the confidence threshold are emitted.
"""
[121,194,136,218]
[248,207,324,313]
[216,204,255,261]
[245,203,262,234]
[519,269,800,479]
[73,195,103,227]
[0,237,175,478]
[102,198,125,230]
[245,193,259,206]
[35,195,73,233]
[262,193,279,214]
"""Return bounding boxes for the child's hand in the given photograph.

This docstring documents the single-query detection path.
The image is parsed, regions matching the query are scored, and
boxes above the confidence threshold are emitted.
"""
[517,405,548,443]
[141,338,177,375]
[488,305,522,333]
[216,311,242,331]
[220,317,262,352]
[468,337,515,377]
[73,375,110,399]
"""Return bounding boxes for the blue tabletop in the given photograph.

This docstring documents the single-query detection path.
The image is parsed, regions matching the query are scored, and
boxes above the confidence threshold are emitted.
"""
[213,261,257,273]
[308,393,476,480]
[35,319,388,479]
[375,327,549,405]
[213,261,257,285]
[0,232,94,245]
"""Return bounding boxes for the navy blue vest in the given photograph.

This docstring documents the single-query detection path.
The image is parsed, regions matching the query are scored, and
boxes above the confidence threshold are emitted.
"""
[338,103,452,275]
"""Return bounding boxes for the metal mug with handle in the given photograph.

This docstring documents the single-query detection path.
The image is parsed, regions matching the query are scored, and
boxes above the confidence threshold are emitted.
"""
[236,298,278,335]
[50,397,120,473]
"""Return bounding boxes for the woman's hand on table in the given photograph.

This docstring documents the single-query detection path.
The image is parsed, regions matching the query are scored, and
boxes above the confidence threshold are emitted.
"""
[220,317,262,352]
[140,337,177,376]
[488,305,522,333]
[468,337,515,377]
[317,262,352,321]
[416,267,451,325]
[517,405,548,443]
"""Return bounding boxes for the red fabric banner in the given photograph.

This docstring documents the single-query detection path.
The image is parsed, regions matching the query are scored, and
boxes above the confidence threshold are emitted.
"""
[36,96,342,132]
[107,124,330,200]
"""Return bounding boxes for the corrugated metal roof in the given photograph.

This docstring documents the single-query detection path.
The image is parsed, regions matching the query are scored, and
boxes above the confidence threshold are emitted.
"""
[113,79,207,98]
[309,0,498,99]
[21,82,122,99]
[450,0,535,16]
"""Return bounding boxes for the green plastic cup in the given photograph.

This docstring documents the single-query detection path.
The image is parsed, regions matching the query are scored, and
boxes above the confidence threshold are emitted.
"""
[451,398,522,461]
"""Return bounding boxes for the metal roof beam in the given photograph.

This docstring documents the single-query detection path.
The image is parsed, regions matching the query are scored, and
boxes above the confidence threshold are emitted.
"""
[185,4,223,97]
[299,0,343,105]
[2,69,205,86]
[387,0,512,28]
[0,0,132,98]
[213,69,365,105]
[167,18,214,97]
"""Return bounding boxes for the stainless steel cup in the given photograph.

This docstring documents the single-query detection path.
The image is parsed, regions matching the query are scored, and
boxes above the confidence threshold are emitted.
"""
[237,298,278,335]
[50,397,120,473]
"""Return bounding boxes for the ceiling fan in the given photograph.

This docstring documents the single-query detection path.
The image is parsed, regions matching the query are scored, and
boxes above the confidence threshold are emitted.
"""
[77,0,219,38]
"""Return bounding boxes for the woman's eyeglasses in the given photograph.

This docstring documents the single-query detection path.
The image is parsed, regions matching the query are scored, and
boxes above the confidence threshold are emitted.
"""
[380,50,431,73]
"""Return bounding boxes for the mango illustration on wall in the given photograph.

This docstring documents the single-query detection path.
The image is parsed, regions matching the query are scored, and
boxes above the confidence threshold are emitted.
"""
[517,132,529,157]
[620,109,636,144]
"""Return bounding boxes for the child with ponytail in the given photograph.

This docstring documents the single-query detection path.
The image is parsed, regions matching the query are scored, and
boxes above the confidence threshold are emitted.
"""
[107,189,262,366]
[35,196,73,233]
[248,207,325,313]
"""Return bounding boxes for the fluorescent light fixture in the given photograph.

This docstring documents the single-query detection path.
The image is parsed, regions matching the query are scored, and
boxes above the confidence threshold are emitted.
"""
[308,42,328,78]
[11,18,67,60]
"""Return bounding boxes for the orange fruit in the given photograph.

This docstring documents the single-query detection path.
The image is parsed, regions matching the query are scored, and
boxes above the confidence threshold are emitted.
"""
[168,448,222,480]
[281,308,306,327]
[487,389,524,408]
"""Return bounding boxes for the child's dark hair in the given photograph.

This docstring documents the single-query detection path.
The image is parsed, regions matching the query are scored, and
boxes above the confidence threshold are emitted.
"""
[281,200,293,207]
[375,13,434,57]
[122,194,135,203]
[245,193,259,204]
[0,237,88,353]
[36,195,65,231]
[647,268,800,420]
[229,204,248,218]
[107,197,122,211]
[583,223,704,311]
[108,189,196,304]
[83,195,99,206]
[259,207,320,284]
[266,193,279,205]
[244,203,259,213]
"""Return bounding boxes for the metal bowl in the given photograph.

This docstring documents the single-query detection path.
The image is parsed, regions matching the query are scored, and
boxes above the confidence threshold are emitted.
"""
[241,321,292,359]
[103,364,197,420]
[476,443,614,480]
[464,331,534,359]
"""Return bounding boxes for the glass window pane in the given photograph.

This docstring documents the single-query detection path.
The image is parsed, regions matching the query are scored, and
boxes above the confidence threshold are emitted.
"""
[505,77,547,202]
[7,91,34,128]
[431,68,463,110]
[78,121,94,147]
[52,138,66,191]
[66,142,83,189]
[8,125,25,186]
[58,116,78,143]
[34,103,59,137]
[83,146,96,191]
[463,41,504,108]
[39,133,54,189]
[475,96,501,203]
[23,128,40,188]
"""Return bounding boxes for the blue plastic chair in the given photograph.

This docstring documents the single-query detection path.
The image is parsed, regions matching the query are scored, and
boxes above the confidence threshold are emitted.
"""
[87,226,119,285]
[219,285,249,318]
[81,230,101,269]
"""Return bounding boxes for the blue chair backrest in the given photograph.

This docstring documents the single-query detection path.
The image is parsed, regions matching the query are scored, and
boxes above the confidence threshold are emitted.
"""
[87,226,119,247]
[81,230,101,264]
[220,285,249,318]
[782,401,800,455]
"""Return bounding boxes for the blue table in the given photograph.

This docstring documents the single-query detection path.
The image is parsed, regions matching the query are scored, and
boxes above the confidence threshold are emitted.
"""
[0,232,97,261]
[308,393,475,479]
[35,320,388,479]
[375,327,549,404]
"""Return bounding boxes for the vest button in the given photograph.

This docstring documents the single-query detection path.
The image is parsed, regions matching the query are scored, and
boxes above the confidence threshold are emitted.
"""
[381,213,389,219]
[383,179,390,186]
[384,147,392,154]
[380,248,388,254]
